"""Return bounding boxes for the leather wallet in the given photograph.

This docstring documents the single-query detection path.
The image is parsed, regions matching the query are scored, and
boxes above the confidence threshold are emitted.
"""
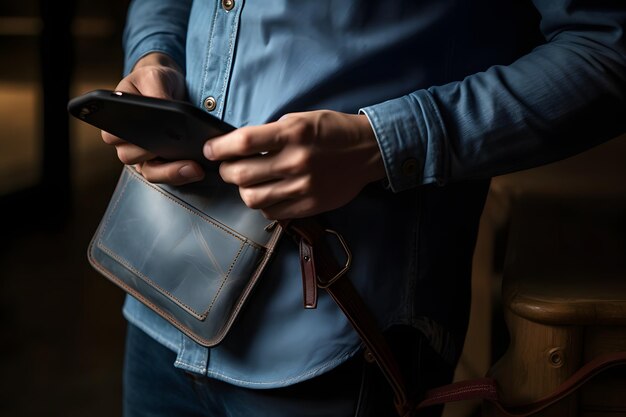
[88,166,283,346]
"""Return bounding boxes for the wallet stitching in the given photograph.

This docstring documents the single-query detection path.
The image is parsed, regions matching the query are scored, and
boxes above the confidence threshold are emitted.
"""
[96,169,209,320]
[89,245,215,346]
[99,244,209,321]
[97,167,264,320]
[90,167,282,346]
[202,226,283,344]
[126,167,263,249]
[100,169,132,240]
[89,226,283,347]
[203,240,246,317]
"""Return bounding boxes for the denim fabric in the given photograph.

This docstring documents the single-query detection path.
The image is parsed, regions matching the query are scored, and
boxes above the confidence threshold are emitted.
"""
[123,323,452,417]
[121,0,626,388]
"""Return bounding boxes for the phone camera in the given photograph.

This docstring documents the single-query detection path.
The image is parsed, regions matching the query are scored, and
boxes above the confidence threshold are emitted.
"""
[79,103,99,119]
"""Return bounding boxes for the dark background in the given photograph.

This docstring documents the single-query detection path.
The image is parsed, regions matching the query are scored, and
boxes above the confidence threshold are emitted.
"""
[0,2,624,416]
[1,1,129,416]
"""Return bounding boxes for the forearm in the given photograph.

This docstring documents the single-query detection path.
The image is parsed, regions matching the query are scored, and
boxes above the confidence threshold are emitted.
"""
[362,1,626,191]
[123,0,192,75]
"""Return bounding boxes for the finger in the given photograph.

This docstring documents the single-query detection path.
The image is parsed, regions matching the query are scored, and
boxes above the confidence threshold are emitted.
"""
[115,142,157,165]
[101,130,126,146]
[278,112,306,121]
[127,75,172,100]
[219,154,283,187]
[126,66,185,100]
[260,197,317,220]
[140,159,205,185]
[204,122,286,161]
[237,177,307,210]
[102,128,157,164]
[112,72,169,101]
[113,78,142,96]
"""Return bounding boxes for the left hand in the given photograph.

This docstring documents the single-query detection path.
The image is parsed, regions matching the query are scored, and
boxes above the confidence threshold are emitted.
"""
[204,110,386,219]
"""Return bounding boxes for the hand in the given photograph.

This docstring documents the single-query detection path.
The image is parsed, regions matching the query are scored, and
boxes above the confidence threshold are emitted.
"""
[100,53,206,185]
[204,110,386,219]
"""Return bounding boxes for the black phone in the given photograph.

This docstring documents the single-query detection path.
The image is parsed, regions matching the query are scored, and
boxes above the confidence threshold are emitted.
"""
[67,89,236,168]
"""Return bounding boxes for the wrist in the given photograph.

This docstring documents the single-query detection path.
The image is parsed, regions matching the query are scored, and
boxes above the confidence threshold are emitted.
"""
[354,113,387,184]
[133,52,183,74]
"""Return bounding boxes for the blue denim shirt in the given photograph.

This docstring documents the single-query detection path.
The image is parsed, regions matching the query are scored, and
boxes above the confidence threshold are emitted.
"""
[121,0,626,388]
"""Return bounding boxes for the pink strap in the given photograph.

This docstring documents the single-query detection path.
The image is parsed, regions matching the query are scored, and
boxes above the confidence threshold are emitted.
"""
[417,352,626,416]
[418,378,498,408]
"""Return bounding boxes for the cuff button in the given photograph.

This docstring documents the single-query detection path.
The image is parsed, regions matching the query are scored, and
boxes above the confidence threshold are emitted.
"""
[401,158,418,177]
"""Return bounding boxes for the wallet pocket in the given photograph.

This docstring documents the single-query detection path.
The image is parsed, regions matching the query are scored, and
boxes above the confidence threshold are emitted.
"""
[88,167,281,346]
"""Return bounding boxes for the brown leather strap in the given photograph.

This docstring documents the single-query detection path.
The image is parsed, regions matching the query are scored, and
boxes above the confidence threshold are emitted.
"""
[282,218,626,417]
[284,218,412,416]
[299,238,318,308]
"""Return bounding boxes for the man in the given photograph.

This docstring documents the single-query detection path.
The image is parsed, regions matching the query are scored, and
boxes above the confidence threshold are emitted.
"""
[101,1,626,416]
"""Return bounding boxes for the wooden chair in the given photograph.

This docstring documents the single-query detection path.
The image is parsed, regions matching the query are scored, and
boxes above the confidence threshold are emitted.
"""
[484,198,626,416]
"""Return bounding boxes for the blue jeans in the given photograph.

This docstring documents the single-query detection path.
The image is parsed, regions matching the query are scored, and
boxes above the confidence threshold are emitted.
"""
[123,324,452,417]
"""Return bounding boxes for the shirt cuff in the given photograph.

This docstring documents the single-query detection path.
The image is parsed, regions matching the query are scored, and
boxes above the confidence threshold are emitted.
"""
[359,89,449,192]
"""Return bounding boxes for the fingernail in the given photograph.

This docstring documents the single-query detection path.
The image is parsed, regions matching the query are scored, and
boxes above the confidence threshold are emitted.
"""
[179,165,203,180]
[203,143,214,160]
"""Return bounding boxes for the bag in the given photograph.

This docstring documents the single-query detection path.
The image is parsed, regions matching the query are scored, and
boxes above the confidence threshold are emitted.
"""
[88,165,283,346]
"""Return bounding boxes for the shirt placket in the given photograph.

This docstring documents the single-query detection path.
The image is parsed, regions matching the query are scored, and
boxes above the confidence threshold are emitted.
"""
[198,0,244,119]
[174,0,243,374]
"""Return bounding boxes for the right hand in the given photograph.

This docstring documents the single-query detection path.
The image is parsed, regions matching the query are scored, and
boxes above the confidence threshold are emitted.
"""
[101,52,206,185]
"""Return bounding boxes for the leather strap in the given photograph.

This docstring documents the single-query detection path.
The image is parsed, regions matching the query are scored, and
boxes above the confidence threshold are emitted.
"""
[283,218,411,416]
[489,352,626,416]
[282,218,626,417]
[299,238,318,309]
[418,352,626,416]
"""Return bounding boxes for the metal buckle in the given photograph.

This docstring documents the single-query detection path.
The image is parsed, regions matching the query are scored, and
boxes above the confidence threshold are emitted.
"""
[317,228,352,288]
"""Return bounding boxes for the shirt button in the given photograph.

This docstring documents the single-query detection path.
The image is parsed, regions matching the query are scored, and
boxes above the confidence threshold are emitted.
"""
[222,0,235,11]
[401,158,418,177]
[203,96,217,112]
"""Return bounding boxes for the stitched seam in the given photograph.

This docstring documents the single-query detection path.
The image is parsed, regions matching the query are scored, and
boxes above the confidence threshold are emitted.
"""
[422,91,449,183]
[88,250,217,346]
[208,227,283,344]
[99,244,209,320]
[175,358,205,374]
[91,169,283,348]
[174,335,207,372]
[217,5,240,115]
[199,5,220,109]
[203,240,246,316]
[100,169,132,242]
[124,168,259,246]
[100,236,258,320]
[97,169,261,320]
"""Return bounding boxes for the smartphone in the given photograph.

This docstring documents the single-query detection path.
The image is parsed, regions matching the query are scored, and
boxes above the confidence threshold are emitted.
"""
[68,89,236,168]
